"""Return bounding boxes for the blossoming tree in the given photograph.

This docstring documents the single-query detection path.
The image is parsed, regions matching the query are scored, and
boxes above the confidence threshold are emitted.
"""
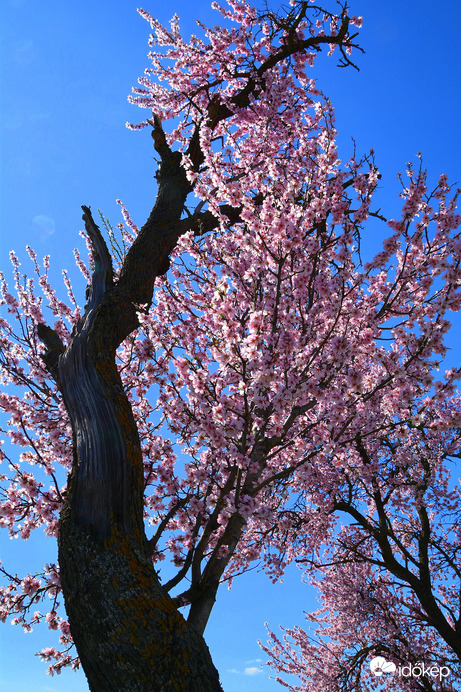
[262,408,461,690]
[1,0,460,690]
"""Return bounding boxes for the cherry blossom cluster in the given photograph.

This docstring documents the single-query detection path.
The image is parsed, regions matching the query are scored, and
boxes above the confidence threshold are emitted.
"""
[135,154,461,587]
[261,414,461,689]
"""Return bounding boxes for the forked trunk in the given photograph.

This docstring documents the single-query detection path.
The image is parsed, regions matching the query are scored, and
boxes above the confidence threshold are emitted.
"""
[37,132,224,689]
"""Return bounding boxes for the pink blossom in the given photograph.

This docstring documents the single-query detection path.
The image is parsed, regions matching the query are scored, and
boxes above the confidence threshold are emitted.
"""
[0,1,460,685]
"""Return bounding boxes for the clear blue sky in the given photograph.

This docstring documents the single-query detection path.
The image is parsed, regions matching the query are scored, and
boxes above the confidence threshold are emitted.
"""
[1,0,461,690]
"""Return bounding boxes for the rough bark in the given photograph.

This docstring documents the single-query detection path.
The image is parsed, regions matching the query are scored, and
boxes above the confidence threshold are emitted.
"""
[58,507,222,691]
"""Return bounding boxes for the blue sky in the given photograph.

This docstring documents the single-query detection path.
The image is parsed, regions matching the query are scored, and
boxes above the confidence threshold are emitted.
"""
[1,0,461,690]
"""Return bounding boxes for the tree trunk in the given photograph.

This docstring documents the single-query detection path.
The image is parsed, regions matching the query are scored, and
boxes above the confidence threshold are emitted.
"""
[59,520,222,691]
[55,327,222,691]
[38,123,223,690]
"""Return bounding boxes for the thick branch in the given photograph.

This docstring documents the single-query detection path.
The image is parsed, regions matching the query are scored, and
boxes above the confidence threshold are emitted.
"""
[174,204,243,239]
[36,323,65,384]
[81,205,114,308]
[186,14,361,169]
